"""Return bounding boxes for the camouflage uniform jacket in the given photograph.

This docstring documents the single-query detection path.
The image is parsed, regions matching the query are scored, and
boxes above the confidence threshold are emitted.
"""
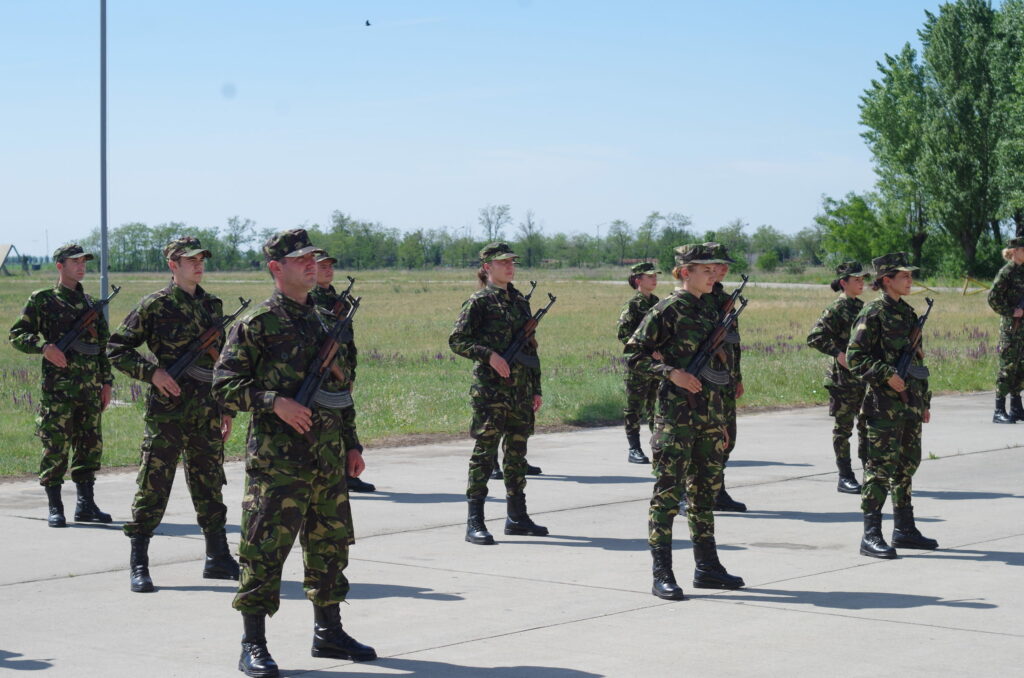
[214,290,361,466]
[9,282,113,389]
[310,284,358,381]
[806,294,864,390]
[707,281,741,383]
[448,282,541,397]
[624,289,728,427]
[107,283,224,412]
[846,295,931,420]
[987,262,1024,336]
[617,292,659,344]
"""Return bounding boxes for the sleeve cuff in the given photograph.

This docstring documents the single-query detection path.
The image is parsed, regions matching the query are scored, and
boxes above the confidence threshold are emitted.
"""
[256,391,279,412]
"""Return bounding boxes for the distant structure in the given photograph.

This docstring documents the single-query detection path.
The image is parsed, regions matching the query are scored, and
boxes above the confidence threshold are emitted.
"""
[0,244,24,276]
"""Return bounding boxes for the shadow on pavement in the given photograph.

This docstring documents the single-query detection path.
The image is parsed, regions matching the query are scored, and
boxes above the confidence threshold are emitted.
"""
[158,584,238,594]
[299,657,602,677]
[535,474,653,485]
[153,523,240,537]
[719,587,997,610]
[913,490,1024,501]
[279,580,464,602]
[350,491,469,504]
[913,548,1024,566]
[0,650,52,671]
[499,535,744,552]
[727,459,813,468]
[724,510,941,524]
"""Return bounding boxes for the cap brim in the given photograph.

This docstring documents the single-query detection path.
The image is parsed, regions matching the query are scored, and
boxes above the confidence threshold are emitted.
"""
[179,248,212,259]
[285,245,327,258]
[64,252,94,261]
[316,256,337,264]
[489,253,519,261]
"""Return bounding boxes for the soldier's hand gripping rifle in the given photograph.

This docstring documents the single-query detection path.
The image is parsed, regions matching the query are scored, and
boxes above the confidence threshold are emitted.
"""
[499,292,556,375]
[292,297,361,441]
[893,297,933,404]
[681,297,749,408]
[54,285,122,355]
[166,297,251,381]
[329,276,356,318]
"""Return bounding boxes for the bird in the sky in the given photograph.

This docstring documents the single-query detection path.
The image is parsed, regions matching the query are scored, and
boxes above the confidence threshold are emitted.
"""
[365,20,371,27]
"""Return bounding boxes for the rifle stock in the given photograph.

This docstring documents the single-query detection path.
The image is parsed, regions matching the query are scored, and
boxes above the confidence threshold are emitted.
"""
[54,285,121,354]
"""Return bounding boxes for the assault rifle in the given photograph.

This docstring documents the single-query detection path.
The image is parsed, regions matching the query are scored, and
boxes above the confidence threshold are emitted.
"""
[524,280,538,302]
[1012,294,1024,333]
[166,297,251,380]
[718,275,749,317]
[681,296,749,408]
[328,276,356,317]
[294,296,361,410]
[500,292,556,373]
[893,297,934,405]
[54,285,122,355]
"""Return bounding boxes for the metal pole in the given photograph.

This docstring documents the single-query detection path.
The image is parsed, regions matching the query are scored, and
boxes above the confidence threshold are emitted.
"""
[99,0,110,317]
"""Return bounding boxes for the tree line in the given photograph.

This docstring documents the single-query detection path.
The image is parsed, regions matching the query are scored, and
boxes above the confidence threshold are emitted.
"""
[817,0,1024,278]
[67,208,826,274]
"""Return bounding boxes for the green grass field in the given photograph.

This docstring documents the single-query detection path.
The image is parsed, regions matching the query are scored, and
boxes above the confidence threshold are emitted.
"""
[0,268,999,477]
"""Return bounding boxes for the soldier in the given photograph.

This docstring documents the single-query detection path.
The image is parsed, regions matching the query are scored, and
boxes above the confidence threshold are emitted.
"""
[847,252,938,559]
[704,243,747,512]
[449,242,548,546]
[617,262,661,465]
[214,229,375,677]
[987,237,1024,424]
[8,244,113,528]
[107,237,240,593]
[626,244,745,600]
[310,252,376,493]
[806,261,872,493]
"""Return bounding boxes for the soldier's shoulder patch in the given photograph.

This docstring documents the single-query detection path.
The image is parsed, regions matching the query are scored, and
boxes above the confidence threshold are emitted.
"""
[651,295,676,314]
[853,320,869,334]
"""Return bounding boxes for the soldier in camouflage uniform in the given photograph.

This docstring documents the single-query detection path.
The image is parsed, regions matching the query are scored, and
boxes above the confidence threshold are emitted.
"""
[617,261,661,464]
[449,242,548,546]
[107,237,240,593]
[311,252,376,493]
[214,229,376,677]
[806,261,872,494]
[704,242,747,512]
[847,252,938,559]
[8,244,113,528]
[987,237,1024,424]
[625,244,745,600]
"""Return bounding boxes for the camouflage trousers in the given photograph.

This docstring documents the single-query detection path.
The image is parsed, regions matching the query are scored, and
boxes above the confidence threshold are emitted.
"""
[233,462,354,616]
[36,389,103,487]
[467,397,534,500]
[648,423,726,547]
[995,334,1024,398]
[722,389,737,466]
[829,384,867,464]
[123,412,228,538]
[623,369,658,434]
[861,417,922,514]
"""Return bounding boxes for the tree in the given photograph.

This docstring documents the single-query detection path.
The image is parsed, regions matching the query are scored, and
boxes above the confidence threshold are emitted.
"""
[223,216,256,268]
[993,0,1024,235]
[656,213,695,271]
[751,224,790,261]
[606,220,633,265]
[636,212,663,261]
[516,209,544,267]
[703,219,751,272]
[478,204,511,241]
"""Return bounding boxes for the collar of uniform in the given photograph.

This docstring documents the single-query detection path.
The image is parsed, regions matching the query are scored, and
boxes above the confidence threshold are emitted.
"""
[485,282,511,297]
[54,281,85,299]
[272,288,317,317]
[881,294,910,313]
[169,281,206,303]
[321,284,336,295]
[671,288,701,304]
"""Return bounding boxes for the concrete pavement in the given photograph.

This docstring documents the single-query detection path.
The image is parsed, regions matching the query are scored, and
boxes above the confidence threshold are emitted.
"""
[0,391,1021,677]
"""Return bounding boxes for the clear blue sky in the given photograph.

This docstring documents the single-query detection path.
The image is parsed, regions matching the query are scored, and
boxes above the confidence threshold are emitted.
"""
[1,0,947,255]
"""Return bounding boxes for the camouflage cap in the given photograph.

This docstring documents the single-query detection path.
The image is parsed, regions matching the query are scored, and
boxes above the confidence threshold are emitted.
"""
[834,261,870,278]
[1008,237,1024,249]
[674,243,726,267]
[315,252,338,265]
[163,236,212,260]
[53,243,94,263]
[702,242,736,264]
[479,242,519,263]
[630,262,661,275]
[262,228,325,261]
[871,251,918,279]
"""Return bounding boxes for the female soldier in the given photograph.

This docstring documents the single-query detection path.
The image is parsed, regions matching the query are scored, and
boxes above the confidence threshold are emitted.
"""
[847,252,938,559]
[617,262,661,464]
[449,242,547,545]
[806,261,872,493]
[626,244,745,600]
[987,237,1024,424]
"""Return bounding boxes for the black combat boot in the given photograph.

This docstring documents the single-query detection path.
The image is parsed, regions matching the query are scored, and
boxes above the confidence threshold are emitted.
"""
[525,462,543,475]
[714,485,747,512]
[203,529,240,580]
[346,474,376,493]
[859,510,897,559]
[836,458,861,494]
[129,535,155,593]
[465,498,495,545]
[891,505,939,550]
[504,493,549,536]
[1011,394,1024,422]
[311,604,377,661]
[626,429,651,464]
[44,485,66,528]
[692,538,745,589]
[239,614,279,677]
[992,396,1015,424]
[650,545,685,600]
[73,480,112,523]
